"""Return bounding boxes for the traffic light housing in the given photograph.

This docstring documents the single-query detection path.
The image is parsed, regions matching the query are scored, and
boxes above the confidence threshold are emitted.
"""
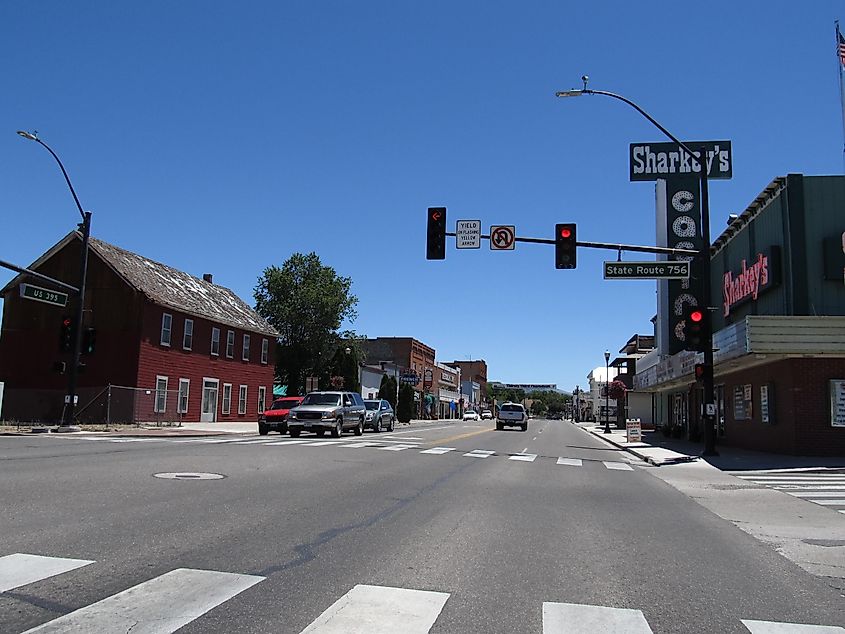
[59,316,75,352]
[82,328,97,355]
[682,306,709,352]
[555,223,577,269]
[694,363,707,383]
[426,207,446,260]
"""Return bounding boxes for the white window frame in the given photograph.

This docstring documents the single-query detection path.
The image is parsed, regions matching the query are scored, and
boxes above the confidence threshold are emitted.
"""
[177,378,190,414]
[160,313,172,346]
[238,384,248,415]
[155,375,168,413]
[183,319,193,351]
[222,383,232,415]
[226,330,235,358]
[261,338,269,365]
[211,327,220,356]
[258,386,267,413]
[242,334,251,361]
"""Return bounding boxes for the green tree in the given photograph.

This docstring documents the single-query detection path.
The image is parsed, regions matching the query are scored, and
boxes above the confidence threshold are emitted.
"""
[397,383,415,423]
[378,375,397,409]
[254,253,358,395]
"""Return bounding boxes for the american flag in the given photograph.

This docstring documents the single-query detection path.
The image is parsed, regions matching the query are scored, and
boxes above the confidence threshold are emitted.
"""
[839,30,845,67]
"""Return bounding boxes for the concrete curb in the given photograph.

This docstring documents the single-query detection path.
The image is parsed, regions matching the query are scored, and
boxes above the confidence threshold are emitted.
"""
[574,422,698,466]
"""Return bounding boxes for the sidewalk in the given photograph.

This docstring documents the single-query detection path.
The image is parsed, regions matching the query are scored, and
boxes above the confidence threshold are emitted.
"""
[573,420,845,470]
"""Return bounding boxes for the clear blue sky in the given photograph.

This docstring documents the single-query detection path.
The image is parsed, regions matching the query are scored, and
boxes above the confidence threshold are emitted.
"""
[3,1,843,391]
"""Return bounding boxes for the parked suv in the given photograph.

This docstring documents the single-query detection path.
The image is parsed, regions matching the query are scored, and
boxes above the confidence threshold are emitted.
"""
[496,402,528,431]
[287,391,367,438]
[364,399,395,433]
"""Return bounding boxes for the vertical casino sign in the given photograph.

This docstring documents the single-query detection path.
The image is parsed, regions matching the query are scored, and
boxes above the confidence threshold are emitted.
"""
[629,141,732,355]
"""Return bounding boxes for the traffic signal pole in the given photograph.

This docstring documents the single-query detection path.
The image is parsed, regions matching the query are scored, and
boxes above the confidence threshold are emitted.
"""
[698,152,718,456]
[63,211,91,429]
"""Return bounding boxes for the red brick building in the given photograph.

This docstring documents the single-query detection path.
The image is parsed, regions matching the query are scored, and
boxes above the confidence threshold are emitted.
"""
[359,337,436,417]
[0,232,277,424]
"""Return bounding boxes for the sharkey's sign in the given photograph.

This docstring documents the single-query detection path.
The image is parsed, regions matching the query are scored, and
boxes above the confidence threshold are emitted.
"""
[723,246,782,317]
[630,140,732,181]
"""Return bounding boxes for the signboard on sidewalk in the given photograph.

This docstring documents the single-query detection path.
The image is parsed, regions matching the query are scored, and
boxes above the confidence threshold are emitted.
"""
[626,418,642,443]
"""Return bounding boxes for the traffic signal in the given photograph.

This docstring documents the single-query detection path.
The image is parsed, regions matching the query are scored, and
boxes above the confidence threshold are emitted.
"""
[59,316,75,352]
[426,207,446,260]
[52,361,66,374]
[682,306,709,352]
[555,223,577,269]
[82,328,97,355]
[694,363,707,383]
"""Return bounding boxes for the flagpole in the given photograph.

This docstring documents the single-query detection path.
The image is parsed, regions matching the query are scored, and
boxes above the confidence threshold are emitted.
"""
[837,21,845,172]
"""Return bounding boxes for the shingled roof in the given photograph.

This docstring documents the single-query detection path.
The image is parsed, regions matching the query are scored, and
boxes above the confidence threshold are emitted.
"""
[3,232,278,338]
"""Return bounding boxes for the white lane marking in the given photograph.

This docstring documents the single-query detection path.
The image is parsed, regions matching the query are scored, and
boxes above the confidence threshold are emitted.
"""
[522,447,528,453]
[365,439,421,445]
[603,461,634,471]
[809,499,845,505]
[509,453,537,462]
[22,568,264,633]
[232,439,281,445]
[543,601,653,633]
[341,442,383,448]
[741,618,844,633]
[532,436,538,441]
[463,450,495,458]
[378,444,416,451]
[380,436,424,440]
[420,447,456,455]
[301,441,345,446]
[773,486,845,491]
[299,584,449,634]
[0,554,94,593]
[737,476,845,482]
[840,510,845,515]
[557,457,583,467]
[264,440,311,446]
[786,491,845,497]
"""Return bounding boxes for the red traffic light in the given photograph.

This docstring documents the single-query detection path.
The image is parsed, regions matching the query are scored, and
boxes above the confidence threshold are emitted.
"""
[689,310,704,323]
[62,317,72,327]
[560,228,571,238]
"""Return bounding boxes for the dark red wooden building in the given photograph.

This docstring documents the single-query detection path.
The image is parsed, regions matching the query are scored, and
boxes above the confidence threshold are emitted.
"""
[0,231,278,424]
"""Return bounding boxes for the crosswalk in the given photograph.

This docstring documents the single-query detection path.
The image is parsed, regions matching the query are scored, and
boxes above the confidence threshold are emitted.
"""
[3,553,841,633]
[46,434,637,471]
[734,471,845,514]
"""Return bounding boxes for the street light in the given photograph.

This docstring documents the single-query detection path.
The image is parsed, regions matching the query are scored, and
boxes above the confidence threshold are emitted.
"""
[17,131,92,431]
[604,350,611,434]
[556,79,718,456]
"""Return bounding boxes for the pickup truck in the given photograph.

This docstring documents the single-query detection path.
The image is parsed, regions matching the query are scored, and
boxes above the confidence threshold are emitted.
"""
[496,402,528,431]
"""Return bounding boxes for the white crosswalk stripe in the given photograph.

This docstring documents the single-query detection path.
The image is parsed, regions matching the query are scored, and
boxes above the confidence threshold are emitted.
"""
[603,461,634,471]
[299,584,450,633]
[378,444,417,451]
[0,553,94,593]
[734,472,845,513]
[463,449,495,458]
[509,453,537,462]
[557,457,583,467]
[741,618,844,632]
[543,601,653,632]
[420,447,456,455]
[21,568,264,634]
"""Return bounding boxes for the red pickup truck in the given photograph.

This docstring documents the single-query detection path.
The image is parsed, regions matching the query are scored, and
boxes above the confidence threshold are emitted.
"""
[258,396,304,435]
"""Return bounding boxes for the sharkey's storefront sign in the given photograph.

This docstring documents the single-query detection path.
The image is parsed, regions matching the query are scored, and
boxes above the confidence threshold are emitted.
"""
[723,246,782,317]
[629,140,732,181]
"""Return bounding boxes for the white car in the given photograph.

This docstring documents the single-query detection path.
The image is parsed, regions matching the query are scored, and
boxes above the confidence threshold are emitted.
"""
[496,402,528,431]
[462,410,480,421]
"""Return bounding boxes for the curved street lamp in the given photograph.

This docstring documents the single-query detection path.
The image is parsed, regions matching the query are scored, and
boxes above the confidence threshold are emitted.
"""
[556,79,718,456]
[17,131,92,430]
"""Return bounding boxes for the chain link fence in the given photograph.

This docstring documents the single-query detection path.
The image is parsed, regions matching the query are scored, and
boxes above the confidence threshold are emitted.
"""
[75,384,184,427]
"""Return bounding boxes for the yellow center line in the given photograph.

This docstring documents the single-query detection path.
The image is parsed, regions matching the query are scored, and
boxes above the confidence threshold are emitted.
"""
[423,427,494,447]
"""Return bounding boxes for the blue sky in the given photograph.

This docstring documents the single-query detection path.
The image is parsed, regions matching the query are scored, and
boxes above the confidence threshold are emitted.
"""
[3,1,844,391]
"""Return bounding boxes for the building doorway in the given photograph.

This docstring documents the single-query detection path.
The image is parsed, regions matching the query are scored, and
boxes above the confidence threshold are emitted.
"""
[201,378,219,422]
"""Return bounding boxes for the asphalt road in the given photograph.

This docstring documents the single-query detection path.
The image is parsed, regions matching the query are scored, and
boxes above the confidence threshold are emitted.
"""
[1,419,842,633]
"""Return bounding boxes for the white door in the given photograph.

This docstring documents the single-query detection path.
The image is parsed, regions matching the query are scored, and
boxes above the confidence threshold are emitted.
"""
[201,379,219,422]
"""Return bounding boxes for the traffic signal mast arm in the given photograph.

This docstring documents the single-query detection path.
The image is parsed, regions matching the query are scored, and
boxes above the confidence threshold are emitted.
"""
[443,232,698,257]
[0,259,80,294]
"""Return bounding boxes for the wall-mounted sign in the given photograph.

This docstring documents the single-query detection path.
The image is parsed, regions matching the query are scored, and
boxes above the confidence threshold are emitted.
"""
[760,384,774,424]
[630,140,732,181]
[733,384,752,421]
[830,379,845,427]
[723,246,782,317]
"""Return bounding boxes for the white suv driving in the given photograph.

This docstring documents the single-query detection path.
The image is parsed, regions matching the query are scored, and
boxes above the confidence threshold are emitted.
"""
[496,402,528,431]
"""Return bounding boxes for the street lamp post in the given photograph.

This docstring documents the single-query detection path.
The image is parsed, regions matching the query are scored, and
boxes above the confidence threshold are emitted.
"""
[17,131,91,431]
[556,80,718,456]
[604,350,611,434]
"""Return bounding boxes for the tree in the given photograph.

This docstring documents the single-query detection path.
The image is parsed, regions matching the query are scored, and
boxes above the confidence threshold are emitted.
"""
[378,374,397,409]
[254,253,358,395]
[397,383,415,423]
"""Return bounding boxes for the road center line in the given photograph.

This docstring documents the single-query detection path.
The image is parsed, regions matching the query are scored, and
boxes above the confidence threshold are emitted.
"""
[424,428,493,447]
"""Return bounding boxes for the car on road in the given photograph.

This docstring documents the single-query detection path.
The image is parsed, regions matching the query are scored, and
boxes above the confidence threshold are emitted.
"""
[480,410,493,420]
[496,402,528,431]
[462,410,480,421]
[258,396,304,435]
[364,399,395,432]
[287,391,367,438]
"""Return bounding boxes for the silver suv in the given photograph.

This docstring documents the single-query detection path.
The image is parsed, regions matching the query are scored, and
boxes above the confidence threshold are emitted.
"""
[287,391,366,438]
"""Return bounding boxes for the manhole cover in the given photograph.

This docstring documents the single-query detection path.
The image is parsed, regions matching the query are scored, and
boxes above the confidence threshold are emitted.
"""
[153,472,225,480]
